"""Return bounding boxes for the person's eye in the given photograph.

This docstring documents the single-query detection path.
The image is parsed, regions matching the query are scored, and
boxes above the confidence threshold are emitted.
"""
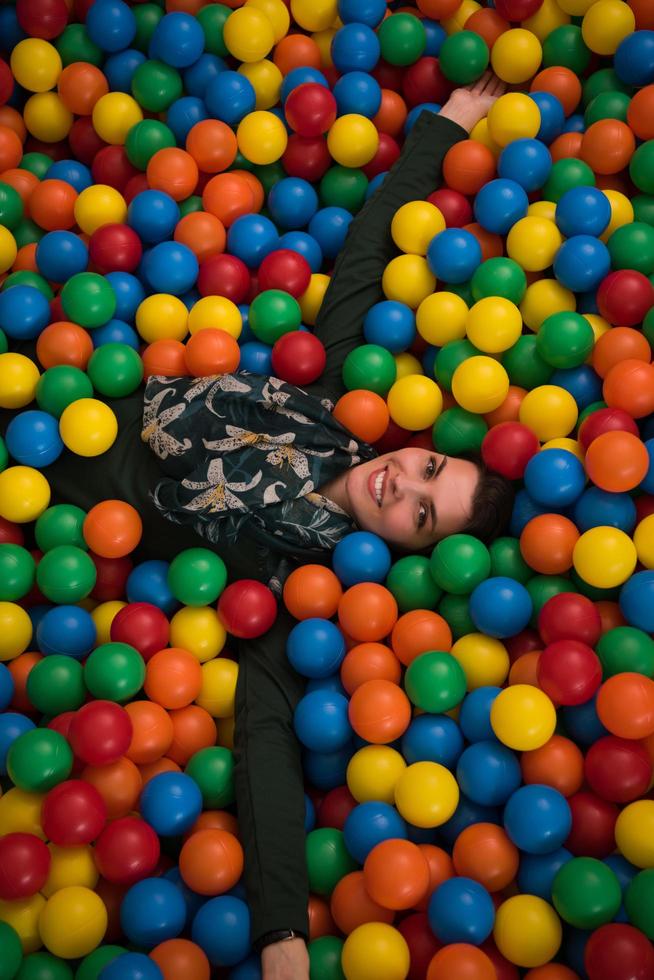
[417,503,427,530]
[424,456,436,479]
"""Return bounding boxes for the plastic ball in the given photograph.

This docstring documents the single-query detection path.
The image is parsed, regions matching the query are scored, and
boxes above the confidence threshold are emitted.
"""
[596,672,654,740]
[94,816,160,886]
[39,886,107,959]
[456,741,521,807]
[286,619,346,679]
[387,375,442,430]
[427,945,496,980]
[466,298,522,354]
[488,93,541,147]
[10,38,62,93]
[427,228,482,284]
[120,877,186,948]
[503,784,572,854]
[452,356,510,414]
[573,526,637,588]
[42,780,106,847]
[393,761,459,829]
[491,685,557,751]
[493,895,562,969]
[0,833,50,901]
[271,331,326,386]
[7,727,72,793]
[217,579,277,639]
[584,923,654,980]
[391,200,445,256]
[428,876,495,946]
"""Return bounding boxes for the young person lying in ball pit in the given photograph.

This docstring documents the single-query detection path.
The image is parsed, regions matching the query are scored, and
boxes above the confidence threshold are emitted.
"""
[1,73,513,980]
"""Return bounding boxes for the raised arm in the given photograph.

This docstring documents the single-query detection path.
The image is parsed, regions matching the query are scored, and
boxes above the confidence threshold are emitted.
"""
[312,73,506,401]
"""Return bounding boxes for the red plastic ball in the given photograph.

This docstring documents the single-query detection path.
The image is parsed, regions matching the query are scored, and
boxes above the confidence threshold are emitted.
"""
[597,270,654,327]
[537,640,603,706]
[578,407,640,450]
[91,554,133,602]
[316,786,357,831]
[282,135,332,182]
[401,57,453,109]
[16,0,68,38]
[565,791,619,858]
[89,223,143,274]
[197,253,251,304]
[584,736,653,804]
[427,188,473,227]
[0,59,15,106]
[398,912,442,980]
[584,924,654,980]
[284,83,337,137]
[68,701,133,767]
[41,779,107,845]
[91,145,139,192]
[110,602,170,661]
[0,833,51,900]
[481,422,539,479]
[258,249,312,297]
[217,579,278,639]
[362,132,401,179]
[494,0,544,17]
[94,816,161,886]
[538,592,602,647]
[68,116,107,166]
[271,331,327,386]
[0,517,24,545]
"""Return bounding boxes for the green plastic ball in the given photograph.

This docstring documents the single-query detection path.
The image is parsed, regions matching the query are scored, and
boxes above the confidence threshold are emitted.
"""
[405,650,467,713]
[526,575,575,624]
[471,257,527,304]
[13,218,44,248]
[342,344,397,396]
[87,344,143,398]
[0,435,7,472]
[582,68,632,109]
[552,857,622,929]
[132,3,164,51]
[55,23,103,66]
[0,922,23,980]
[542,25,590,74]
[570,567,619,602]
[489,537,532,585]
[36,366,94,418]
[320,167,368,213]
[438,593,475,640]
[386,555,442,613]
[20,153,54,179]
[439,31,489,84]
[75,946,128,980]
[629,141,654,195]
[7,728,73,793]
[0,182,23,230]
[185,746,234,808]
[84,643,145,703]
[197,3,230,57]
[61,273,116,330]
[535,311,595,368]
[0,544,35,601]
[26,656,87,716]
[253,162,286,195]
[308,936,346,980]
[585,91,631,125]
[576,400,607,431]
[167,548,227,606]
[16,952,73,980]
[430,534,491,595]
[125,119,176,170]
[131,59,183,113]
[2,271,53,299]
[249,290,302,344]
[35,504,88,552]
[433,407,487,456]
[178,195,203,218]
[448,280,475,306]
[607,222,654,275]
[378,13,426,66]
[625,869,654,940]
[35,545,97,604]
[305,828,357,895]
[596,626,654,678]
[502,335,552,388]
[543,159,596,202]
[434,340,479,392]
[633,194,654,228]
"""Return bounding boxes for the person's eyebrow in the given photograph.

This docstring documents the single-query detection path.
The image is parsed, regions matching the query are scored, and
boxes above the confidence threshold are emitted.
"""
[429,456,447,533]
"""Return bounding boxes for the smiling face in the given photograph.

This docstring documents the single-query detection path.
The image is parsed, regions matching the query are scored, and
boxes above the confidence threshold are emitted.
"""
[343,447,480,551]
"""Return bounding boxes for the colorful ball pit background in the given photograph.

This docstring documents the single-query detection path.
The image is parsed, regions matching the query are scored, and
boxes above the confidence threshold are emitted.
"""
[2,0,654,977]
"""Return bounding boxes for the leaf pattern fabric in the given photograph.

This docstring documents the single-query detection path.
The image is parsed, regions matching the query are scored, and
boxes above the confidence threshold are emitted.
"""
[142,372,377,560]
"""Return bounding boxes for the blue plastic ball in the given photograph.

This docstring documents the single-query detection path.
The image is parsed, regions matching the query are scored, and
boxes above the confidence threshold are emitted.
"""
[405,103,441,134]
[100,953,163,980]
[268,178,319,231]
[363,301,416,353]
[278,231,323,273]
[503,784,572,855]
[227,214,280,267]
[331,25,380,73]
[555,186,612,238]
[294,690,352,752]
[473,179,529,235]
[573,487,637,534]
[163,866,205,925]
[142,241,198,295]
[0,662,14,712]
[286,619,346,679]
[498,138,552,192]
[0,285,51,340]
[423,18,446,56]
[281,67,329,103]
[36,232,89,283]
[128,190,180,244]
[401,714,464,769]
[524,448,586,507]
[517,848,573,901]
[238,342,272,375]
[0,713,35,775]
[103,49,146,92]
[140,772,203,836]
[561,693,609,747]
[5,411,63,468]
[36,605,97,659]
[549,365,602,410]
[302,743,353,791]
[459,687,501,743]
[126,560,176,613]
[92,319,140,350]
[427,228,482,284]
[120,877,186,947]
[469,577,533,639]
[563,114,586,134]
[509,489,550,537]
[0,7,25,52]
[229,955,262,980]
[614,30,654,87]
[46,160,93,192]
[366,172,388,199]
[205,71,256,126]
[639,437,654,493]
[184,53,226,99]
[86,0,136,53]
[428,877,495,945]
[166,96,208,142]
[438,795,501,848]
[332,531,391,587]
[333,71,381,117]
[106,272,146,323]
[305,674,348,697]
[456,740,521,806]
[553,235,611,292]
[308,207,353,260]
[338,0,386,27]
[192,896,251,968]
[620,570,654,633]
[149,11,205,68]
[529,90,565,144]
[343,801,407,864]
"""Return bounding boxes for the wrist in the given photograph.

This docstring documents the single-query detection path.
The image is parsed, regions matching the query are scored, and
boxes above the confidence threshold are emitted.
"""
[254,929,307,953]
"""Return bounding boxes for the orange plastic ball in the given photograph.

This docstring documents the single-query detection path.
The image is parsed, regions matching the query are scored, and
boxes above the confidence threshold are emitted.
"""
[179,829,244,895]
[29,178,77,231]
[427,944,496,980]
[0,107,27,141]
[139,758,181,786]
[186,119,238,173]
[452,823,519,892]
[627,85,654,140]
[283,564,343,620]
[591,326,651,377]
[82,756,143,819]
[125,701,174,765]
[484,386,526,427]
[174,211,226,262]
[509,650,541,687]
[596,672,654,739]
[580,119,636,175]
[0,168,38,209]
[463,222,504,262]
[585,430,649,492]
[348,679,412,744]
[550,132,583,163]
[520,514,579,574]
[142,339,188,379]
[13,242,38,273]
[144,648,203,710]
[186,810,240,840]
[232,169,264,213]
[150,939,210,980]
[524,966,580,980]
[373,89,408,138]
[332,390,390,444]
[273,34,322,75]
[8,651,41,712]
[338,583,398,643]
[83,499,143,558]
[340,642,402,695]
[184,328,240,377]
[521,735,585,797]
[58,63,109,116]
[36,322,94,370]
[330,870,395,934]
[414,844,455,911]
[308,895,335,940]
[167,705,217,766]
[147,148,199,202]
[417,0,461,16]
[466,8,510,47]
[443,140,496,196]
[603,359,654,418]
[530,67,582,117]
[596,600,626,634]
[0,126,23,171]
[390,609,452,667]
[202,172,256,227]
[363,839,431,911]
[629,0,654,28]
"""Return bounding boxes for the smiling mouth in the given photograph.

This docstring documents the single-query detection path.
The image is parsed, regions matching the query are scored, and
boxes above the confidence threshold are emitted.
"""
[368,466,388,508]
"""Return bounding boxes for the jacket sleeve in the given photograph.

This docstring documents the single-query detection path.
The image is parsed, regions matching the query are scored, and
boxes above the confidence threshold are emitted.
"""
[312,112,467,401]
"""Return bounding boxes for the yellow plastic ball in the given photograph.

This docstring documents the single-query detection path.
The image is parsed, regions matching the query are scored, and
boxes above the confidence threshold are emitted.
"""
[216,715,235,750]
[59,399,118,458]
[346,745,406,804]
[634,515,654,569]
[0,467,50,524]
[387,375,443,430]
[583,313,611,345]
[0,353,40,409]
[573,526,637,589]
[394,761,459,828]
[74,185,127,236]
[558,0,595,13]
[491,684,557,751]
[43,845,99,897]
[442,0,481,33]
[170,606,226,663]
[615,800,654,868]
[188,296,242,338]
[238,59,283,110]
[394,353,423,380]
[528,200,557,221]
[470,118,501,156]
[91,601,127,646]
[491,29,543,84]
[487,93,541,147]
[10,38,62,93]
[519,385,578,440]
[581,0,635,55]
[451,355,510,414]
[382,255,435,308]
[520,279,575,332]
[237,111,288,165]
[196,657,239,717]
[507,216,562,272]
[342,923,410,980]
[391,201,445,256]
[136,294,189,343]
[245,0,290,42]
[39,886,107,959]
[542,437,585,462]
[600,189,635,242]
[23,92,73,142]
[0,602,33,661]
[299,273,330,326]
[0,788,45,838]
[0,227,17,274]
[451,633,510,688]
[224,7,275,62]
[92,92,143,145]
[291,0,338,32]
[523,0,570,41]
[417,292,468,346]
[494,895,562,968]
[0,894,45,953]
[466,297,522,353]
[312,27,337,67]
[327,114,379,168]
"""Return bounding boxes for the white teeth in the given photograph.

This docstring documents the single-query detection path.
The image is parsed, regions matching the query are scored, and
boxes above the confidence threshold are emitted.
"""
[375,471,384,506]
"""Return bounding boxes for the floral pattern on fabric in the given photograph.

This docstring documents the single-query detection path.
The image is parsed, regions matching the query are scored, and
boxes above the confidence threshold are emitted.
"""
[142,372,377,560]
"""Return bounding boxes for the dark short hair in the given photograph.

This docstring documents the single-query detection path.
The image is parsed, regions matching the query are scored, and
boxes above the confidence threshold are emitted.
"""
[458,453,515,545]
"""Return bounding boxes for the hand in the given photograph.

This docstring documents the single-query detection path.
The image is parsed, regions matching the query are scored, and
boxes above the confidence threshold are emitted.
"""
[438,71,507,133]
[261,938,310,980]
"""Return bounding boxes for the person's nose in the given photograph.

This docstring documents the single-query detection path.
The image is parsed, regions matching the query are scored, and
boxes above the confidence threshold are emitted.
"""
[392,472,417,500]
